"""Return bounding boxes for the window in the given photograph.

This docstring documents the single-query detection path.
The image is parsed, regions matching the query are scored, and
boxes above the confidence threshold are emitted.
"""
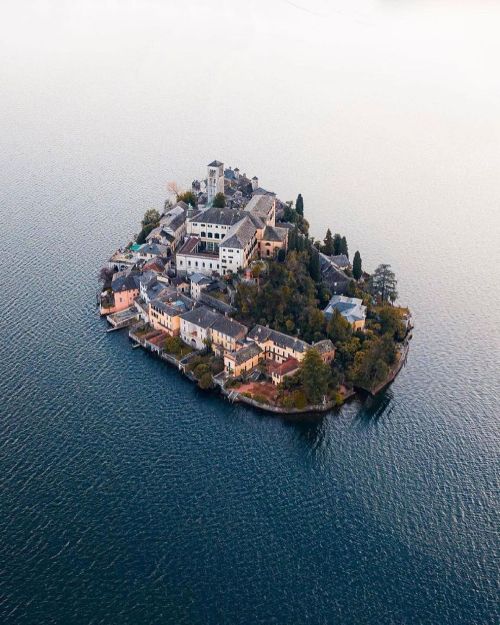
[201,231,206,237]
[214,233,219,239]
[208,232,213,238]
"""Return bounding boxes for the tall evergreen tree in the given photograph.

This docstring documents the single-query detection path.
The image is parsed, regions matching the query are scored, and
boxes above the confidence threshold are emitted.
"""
[369,263,398,303]
[352,250,362,280]
[340,236,348,257]
[323,229,334,255]
[309,247,321,282]
[296,193,304,216]
[333,233,342,255]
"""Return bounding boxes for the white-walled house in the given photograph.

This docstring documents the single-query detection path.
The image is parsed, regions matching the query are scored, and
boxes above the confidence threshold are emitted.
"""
[179,306,219,350]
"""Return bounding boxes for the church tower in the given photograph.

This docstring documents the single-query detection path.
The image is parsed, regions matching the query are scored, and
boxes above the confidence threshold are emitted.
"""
[207,160,224,205]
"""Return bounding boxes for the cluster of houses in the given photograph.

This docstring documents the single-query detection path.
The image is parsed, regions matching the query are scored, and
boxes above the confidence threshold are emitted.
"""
[100,160,367,385]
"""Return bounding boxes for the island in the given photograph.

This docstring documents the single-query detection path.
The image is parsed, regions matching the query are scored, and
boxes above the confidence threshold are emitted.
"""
[98,160,413,413]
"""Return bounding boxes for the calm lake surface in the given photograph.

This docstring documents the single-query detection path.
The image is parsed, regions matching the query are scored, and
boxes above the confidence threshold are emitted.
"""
[1,1,499,624]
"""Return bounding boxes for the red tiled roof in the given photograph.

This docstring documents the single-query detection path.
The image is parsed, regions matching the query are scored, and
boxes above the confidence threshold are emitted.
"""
[177,237,200,255]
[268,357,299,377]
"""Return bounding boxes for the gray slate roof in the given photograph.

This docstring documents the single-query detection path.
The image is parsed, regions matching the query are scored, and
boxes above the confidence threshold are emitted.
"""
[179,306,220,329]
[221,216,256,249]
[111,273,141,292]
[194,206,246,227]
[226,342,262,365]
[150,298,189,317]
[330,254,350,269]
[244,194,274,218]
[208,160,223,167]
[189,272,212,285]
[211,316,248,339]
[247,325,310,353]
[323,296,366,323]
[199,292,236,316]
[262,225,287,242]
[312,339,335,354]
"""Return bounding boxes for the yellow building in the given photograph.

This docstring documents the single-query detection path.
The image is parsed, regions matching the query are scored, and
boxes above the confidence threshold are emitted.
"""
[247,325,310,364]
[211,316,248,356]
[148,299,190,336]
[224,343,263,377]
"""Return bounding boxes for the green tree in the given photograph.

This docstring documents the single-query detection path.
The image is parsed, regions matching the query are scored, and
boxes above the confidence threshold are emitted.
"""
[340,236,348,257]
[308,247,321,282]
[369,264,398,303]
[333,233,342,255]
[327,309,352,343]
[350,335,395,390]
[296,193,304,216]
[198,372,213,389]
[142,209,161,227]
[137,209,161,244]
[212,192,226,208]
[177,190,197,206]
[299,348,331,404]
[323,228,334,255]
[352,251,362,280]
[377,305,405,340]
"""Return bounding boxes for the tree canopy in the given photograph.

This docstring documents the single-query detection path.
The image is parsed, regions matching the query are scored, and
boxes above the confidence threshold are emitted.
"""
[352,251,362,280]
[137,209,161,244]
[212,192,226,208]
[369,264,398,303]
[295,193,304,216]
[323,229,334,255]
[177,190,197,206]
[299,348,331,404]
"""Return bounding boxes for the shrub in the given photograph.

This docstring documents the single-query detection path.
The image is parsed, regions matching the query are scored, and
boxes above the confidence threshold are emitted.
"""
[164,336,183,355]
[198,372,213,390]
[292,390,307,409]
[253,394,268,405]
[193,363,210,380]
[210,357,224,375]
[280,394,295,409]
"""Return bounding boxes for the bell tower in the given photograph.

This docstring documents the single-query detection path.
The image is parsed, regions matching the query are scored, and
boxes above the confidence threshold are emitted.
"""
[207,160,224,205]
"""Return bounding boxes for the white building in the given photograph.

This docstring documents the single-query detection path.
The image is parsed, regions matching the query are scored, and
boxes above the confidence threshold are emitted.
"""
[189,273,213,300]
[176,236,221,276]
[179,306,219,350]
[219,216,258,274]
[207,160,225,205]
[186,206,246,252]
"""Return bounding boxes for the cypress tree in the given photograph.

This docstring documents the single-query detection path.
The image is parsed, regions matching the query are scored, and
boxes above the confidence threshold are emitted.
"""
[296,193,304,216]
[340,236,348,257]
[309,248,321,282]
[323,229,334,255]
[353,251,362,280]
[333,233,342,256]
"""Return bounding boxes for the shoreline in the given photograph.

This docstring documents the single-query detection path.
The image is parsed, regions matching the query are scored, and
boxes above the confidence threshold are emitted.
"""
[120,319,408,416]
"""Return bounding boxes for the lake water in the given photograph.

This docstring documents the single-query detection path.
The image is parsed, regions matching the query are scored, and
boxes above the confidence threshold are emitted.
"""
[1,1,499,623]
